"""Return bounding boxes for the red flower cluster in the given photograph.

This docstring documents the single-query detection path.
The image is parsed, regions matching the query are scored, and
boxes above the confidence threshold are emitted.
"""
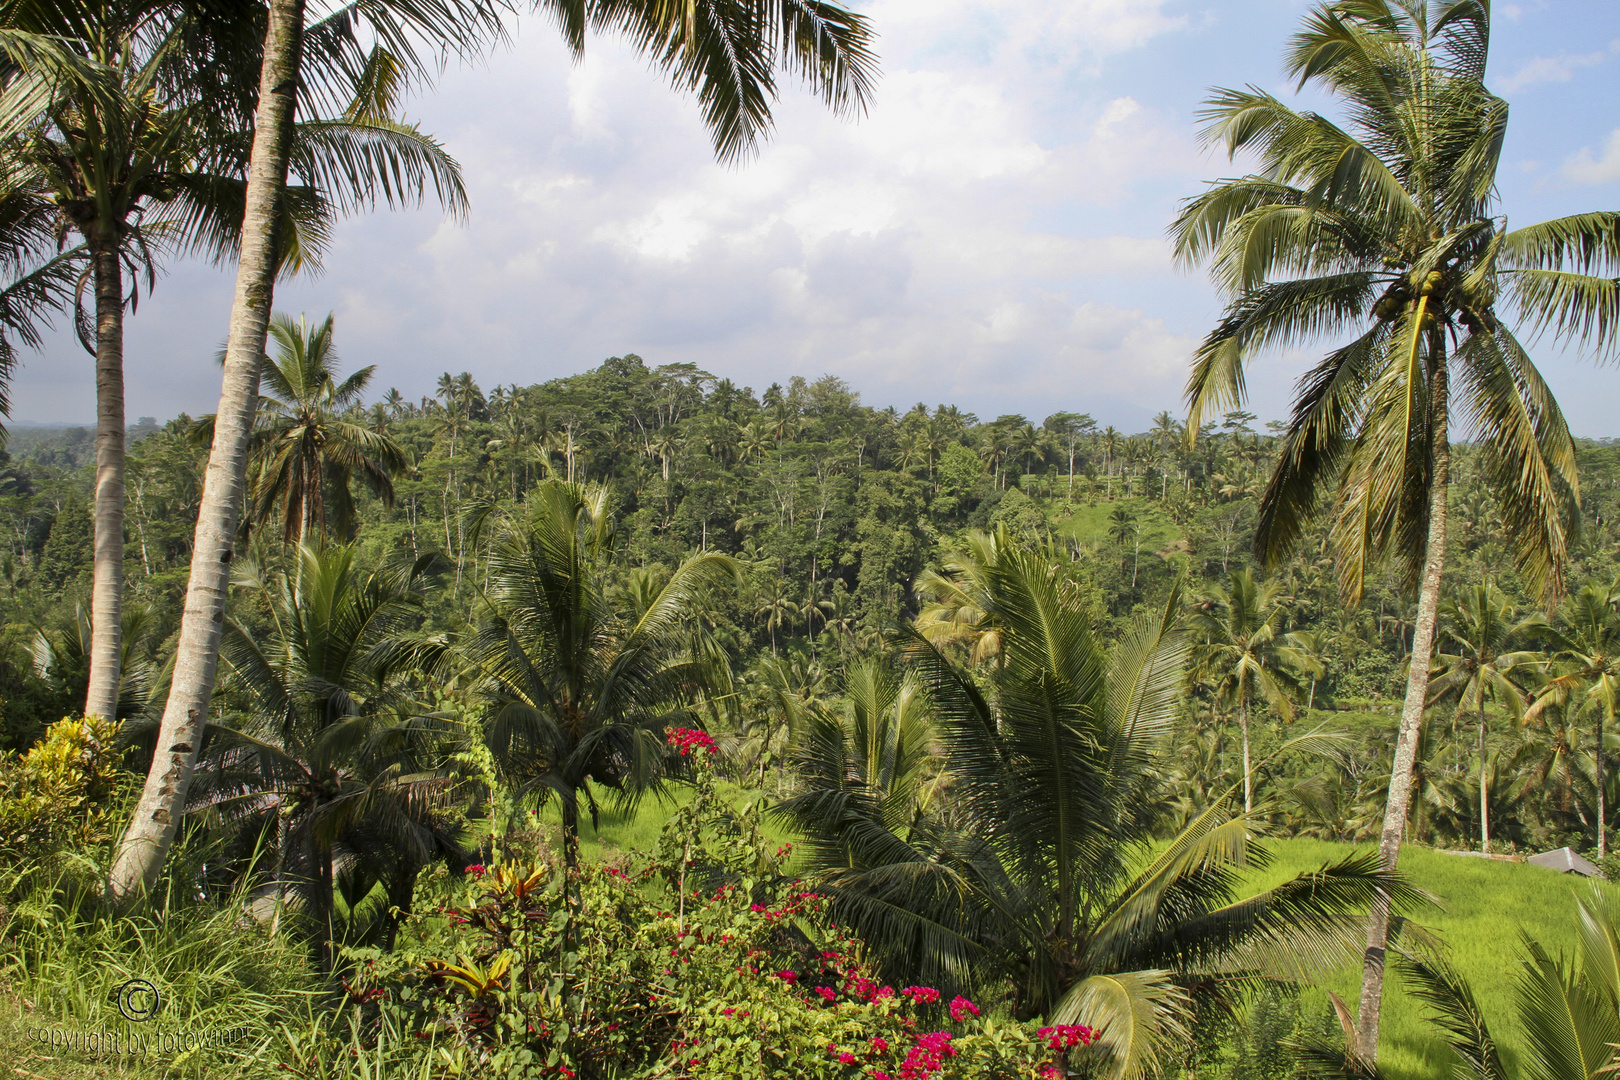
[948,995,979,1022]
[899,1032,956,1078]
[463,863,486,876]
[666,727,718,756]
[815,987,837,1002]
[900,986,941,1004]
[776,970,799,985]
[1037,1024,1098,1050]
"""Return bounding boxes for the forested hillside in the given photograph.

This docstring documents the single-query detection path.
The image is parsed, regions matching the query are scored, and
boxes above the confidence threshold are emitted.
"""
[6,351,1619,858]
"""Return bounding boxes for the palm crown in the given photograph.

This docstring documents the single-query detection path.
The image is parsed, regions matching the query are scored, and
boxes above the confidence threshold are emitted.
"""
[1173,0,1615,604]
[249,312,408,544]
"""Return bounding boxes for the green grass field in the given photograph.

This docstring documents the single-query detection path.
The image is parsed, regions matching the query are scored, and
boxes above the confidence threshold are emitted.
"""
[1249,838,1614,1080]
[1050,495,1182,551]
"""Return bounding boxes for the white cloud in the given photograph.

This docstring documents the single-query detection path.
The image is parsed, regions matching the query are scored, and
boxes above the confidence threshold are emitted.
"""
[5,0,1208,427]
[1563,128,1620,185]
[1498,39,1620,92]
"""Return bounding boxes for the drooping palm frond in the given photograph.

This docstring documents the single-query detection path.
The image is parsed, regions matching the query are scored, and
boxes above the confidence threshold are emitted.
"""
[1394,947,1506,1080]
[589,0,877,164]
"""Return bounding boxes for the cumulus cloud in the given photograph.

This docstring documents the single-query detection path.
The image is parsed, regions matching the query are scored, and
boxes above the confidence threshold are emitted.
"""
[1497,39,1619,92]
[0,0,1265,429]
[1563,128,1620,185]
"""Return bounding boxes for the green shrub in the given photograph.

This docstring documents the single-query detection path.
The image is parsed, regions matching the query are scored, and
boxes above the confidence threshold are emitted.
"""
[0,714,125,863]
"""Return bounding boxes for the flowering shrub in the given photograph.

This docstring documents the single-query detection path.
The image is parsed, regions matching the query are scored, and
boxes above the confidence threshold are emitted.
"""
[316,744,1095,1079]
[667,727,718,756]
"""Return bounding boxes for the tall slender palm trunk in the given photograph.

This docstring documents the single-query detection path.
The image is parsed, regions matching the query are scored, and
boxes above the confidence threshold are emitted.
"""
[1600,712,1608,859]
[1478,708,1490,853]
[86,241,126,721]
[1240,697,1252,815]
[1355,361,1450,1064]
[108,0,307,901]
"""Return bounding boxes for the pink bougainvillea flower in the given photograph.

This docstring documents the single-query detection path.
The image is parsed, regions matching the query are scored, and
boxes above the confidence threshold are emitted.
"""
[948,995,979,1022]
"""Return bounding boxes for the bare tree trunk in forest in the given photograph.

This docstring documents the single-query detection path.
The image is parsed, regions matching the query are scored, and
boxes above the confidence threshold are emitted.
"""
[86,242,126,722]
[107,0,306,902]
[1355,359,1449,1064]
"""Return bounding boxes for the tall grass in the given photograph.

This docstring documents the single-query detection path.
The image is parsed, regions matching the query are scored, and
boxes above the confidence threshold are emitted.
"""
[0,840,316,1078]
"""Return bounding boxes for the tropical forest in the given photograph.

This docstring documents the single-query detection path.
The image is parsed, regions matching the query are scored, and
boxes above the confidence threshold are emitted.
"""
[2,2,1620,1080]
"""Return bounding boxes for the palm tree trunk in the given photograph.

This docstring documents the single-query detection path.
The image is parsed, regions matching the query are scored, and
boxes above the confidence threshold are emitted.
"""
[1478,710,1490,853]
[1241,698,1252,815]
[86,241,126,722]
[1600,711,1608,860]
[107,0,307,902]
[1354,360,1449,1065]
[561,796,580,873]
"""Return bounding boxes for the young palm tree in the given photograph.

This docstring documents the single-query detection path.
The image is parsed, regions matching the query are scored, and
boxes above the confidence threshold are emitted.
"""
[247,312,408,544]
[1171,1,1615,1059]
[467,481,739,870]
[780,552,1412,1080]
[787,658,941,862]
[1425,584,1538,853]
[1188,568,1321,814]
[1529,581,1620,858]
[191,544,459,971]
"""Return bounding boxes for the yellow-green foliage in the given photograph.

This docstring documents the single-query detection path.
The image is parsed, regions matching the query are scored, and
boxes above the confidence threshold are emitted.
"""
[0,714,124,859]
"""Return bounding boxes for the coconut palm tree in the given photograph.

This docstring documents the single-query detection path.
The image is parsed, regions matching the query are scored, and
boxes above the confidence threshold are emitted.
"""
[1530,581,1620,858]
[1188,569,1321,813]
[191,544,460,970]
[1425,584,1539,853]
[1170,1,1615,1058]
[1,0,467,726]
[466,481,739,870]
[246,312,407,544]
[779,552,1412,1080]
[105,0,511,901]
[784,658,941,866]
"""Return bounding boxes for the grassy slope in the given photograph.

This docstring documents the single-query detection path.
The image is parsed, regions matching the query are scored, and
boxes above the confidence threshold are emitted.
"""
[1050,495,1181,550]
[1251,837,1615,1080]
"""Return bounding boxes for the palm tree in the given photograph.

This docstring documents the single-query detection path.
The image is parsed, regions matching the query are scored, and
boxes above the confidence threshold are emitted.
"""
[1170,2,1615,1059]
[1425,584,1538,853]
[107,0,489,901]
[114,0,878,900]
[785,657,941,866]
[191,544,459,970]
[779,554,1411,1080]
[1,0,466,725]
[1188,569,1321,813]
[466,481,739,870]
[1530,581,1620,857]
[245,313,408,544]
[755,578,796,656]
[1108,505,1141,587]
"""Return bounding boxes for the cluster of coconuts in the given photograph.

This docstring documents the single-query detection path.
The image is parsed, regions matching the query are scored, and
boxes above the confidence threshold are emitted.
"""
[1372,270,1449,324]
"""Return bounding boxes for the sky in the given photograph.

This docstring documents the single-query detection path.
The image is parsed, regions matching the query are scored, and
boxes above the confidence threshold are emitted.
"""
[14,0,1620,433]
